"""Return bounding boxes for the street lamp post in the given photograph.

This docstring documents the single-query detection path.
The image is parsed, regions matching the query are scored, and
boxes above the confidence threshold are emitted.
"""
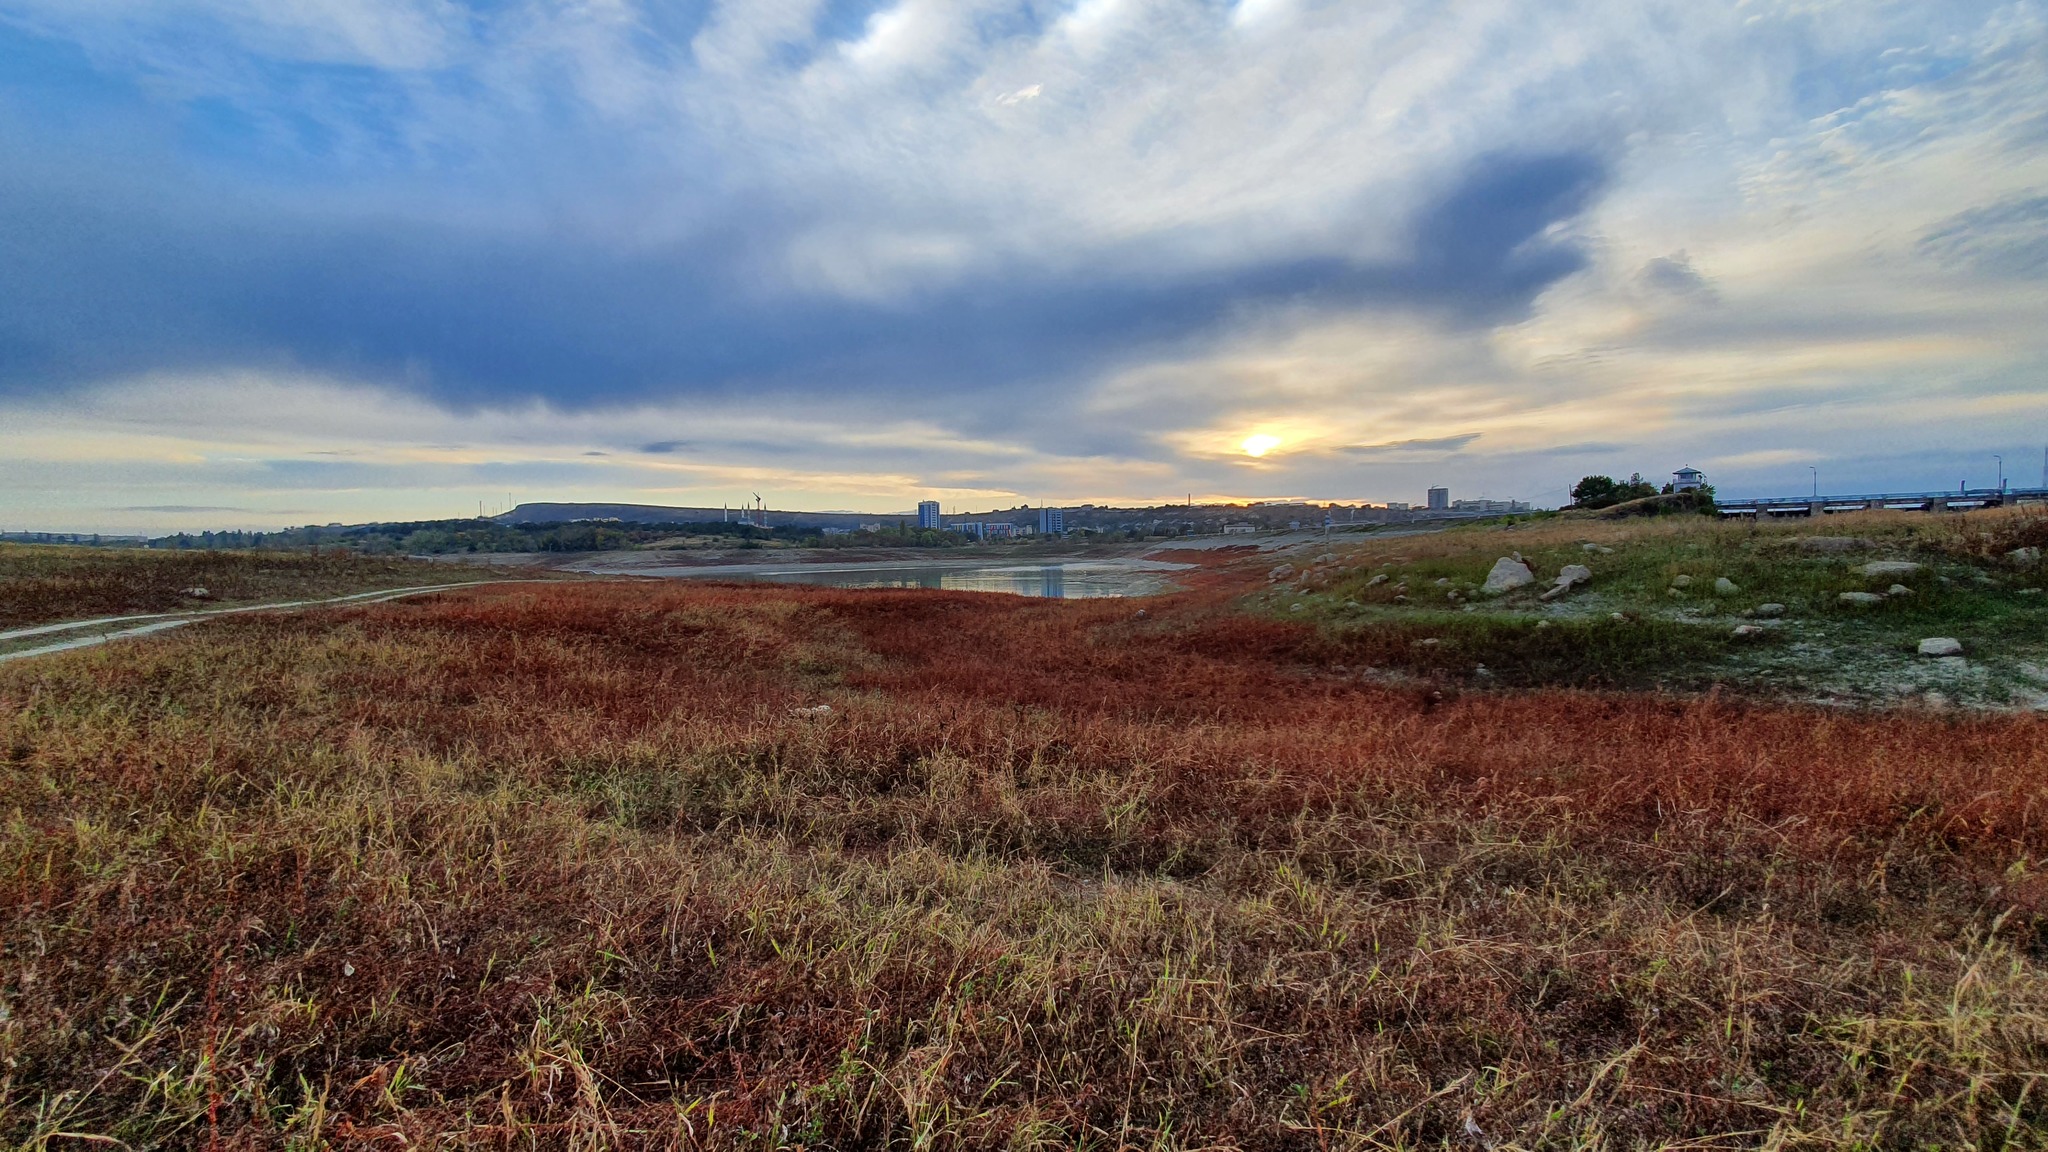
[1994,454,2004,493]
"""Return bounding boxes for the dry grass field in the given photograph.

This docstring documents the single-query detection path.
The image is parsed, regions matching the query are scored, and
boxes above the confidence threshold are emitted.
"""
[0,545,474,630]
[3,577,2046,1148]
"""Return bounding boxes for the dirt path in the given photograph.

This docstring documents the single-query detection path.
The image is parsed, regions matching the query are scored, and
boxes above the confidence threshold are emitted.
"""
[0,581,509,664]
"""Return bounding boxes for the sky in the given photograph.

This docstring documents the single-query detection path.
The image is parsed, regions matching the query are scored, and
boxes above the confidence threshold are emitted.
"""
[1,0,2045,533]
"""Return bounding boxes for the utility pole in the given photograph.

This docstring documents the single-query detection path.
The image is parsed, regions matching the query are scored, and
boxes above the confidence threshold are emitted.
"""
[1994,454,2004,493]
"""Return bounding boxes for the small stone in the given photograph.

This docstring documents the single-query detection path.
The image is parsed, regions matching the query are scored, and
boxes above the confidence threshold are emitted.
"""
[1856,560,1921,579]
[1366,573,1388,587]
[184,586,211,598]
[1462,604,1476,612]
[1343,600,1360,609]
[1917,637,1963,657]
[1667,588,1683,598]
[1714,577,1739,595]
[791,704,834,718]
[2008,546,2041,566]
[1434,577,1451,586]
[1732,624,1765,637]
[1415,637,1440,647]
[1134,609,1149,619]
[1268,565,1293,581]
[1887,584,1912,597]
[1535,619,1552,629]
[1671,574,1693,588]
[1754,603,1785,617]
[1393,595,1408,603]
[1473,664,1492,677]
[1290,603,1305,612]
[1480,557,1536,595]
[1511,551,1524,562]
[1838,591,1885,606]
[1610,612,1627,621]
[2020,588,2043,597]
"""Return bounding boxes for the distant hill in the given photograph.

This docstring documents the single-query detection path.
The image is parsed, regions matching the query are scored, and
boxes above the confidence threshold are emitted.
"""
[495,502,914,530]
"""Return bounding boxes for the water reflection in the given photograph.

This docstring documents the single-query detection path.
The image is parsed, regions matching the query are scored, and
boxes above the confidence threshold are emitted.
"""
[739,562,1172,599]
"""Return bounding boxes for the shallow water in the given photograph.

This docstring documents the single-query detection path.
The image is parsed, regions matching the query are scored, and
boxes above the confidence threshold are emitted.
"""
[694,560,1181,598]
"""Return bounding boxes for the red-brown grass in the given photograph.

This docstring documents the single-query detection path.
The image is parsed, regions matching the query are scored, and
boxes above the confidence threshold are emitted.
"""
[2,579,2044,1149]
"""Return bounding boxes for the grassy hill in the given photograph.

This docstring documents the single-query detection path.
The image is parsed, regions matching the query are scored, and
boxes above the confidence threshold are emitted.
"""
[1268,507,2048,707]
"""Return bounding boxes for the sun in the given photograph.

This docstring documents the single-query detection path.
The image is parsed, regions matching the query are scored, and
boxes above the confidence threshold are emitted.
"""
[1240,434,1282,458]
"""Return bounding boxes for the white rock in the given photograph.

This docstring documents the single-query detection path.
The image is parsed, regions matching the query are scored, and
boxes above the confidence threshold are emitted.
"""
[1917,637,1963,657]
[1534,620,1552,629]
[1838,591,1885,606]
[1732,624,1766,637]
[1480,557,1536,595]
[1754,603,1785,617]
[790,705,834,718]
[1540,564,1592,601]
[1887,584,1912,596]
[1268,565,1292,581]
[2021,588,2044,596]
[183,586,211,598]
[1671,574,1693,588]
[1414,637,1440,647]
[1366,573,1388,587]
[1714,577,1739,595]
[2008,546,2042,566]
[1290,603,1305,612]
[1610,612,1628,621]
[1856,560,1921,579]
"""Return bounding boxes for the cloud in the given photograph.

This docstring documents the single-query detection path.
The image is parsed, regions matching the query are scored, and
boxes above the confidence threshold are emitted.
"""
[0,0,2043,527]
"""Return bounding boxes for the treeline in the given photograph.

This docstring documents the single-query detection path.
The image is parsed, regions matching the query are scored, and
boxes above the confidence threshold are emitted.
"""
[140,519,976,555]
[1569,474,1716,515]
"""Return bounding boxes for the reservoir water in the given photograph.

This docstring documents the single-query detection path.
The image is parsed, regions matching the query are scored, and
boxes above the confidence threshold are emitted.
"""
[653,559,1184,598]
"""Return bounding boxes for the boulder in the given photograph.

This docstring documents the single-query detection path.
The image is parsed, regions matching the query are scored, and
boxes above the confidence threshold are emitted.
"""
[1856,560,1921,579]
[1887,584,1912,597]
[1366,573,1388,587]
[1714,577,1739,595]
[1539,564,1593,601]
[1754,603,1786,617]
[1838,591,1885,606]
[1732,624,1766,637]
[1480,557,1536,595]
[1671,574,1694,588]
[1268,565,1293,581]
[2009,546,2042,566]
[1917,637,1964,657]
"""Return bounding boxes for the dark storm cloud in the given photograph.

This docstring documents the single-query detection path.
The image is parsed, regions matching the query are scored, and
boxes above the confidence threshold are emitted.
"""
[0,148,1606,411]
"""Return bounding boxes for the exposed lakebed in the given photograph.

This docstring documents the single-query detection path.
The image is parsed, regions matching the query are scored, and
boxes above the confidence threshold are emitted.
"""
[601,557,1191,598]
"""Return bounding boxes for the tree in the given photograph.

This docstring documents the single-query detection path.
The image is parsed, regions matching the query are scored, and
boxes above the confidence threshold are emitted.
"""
[1572,473,1659,510]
